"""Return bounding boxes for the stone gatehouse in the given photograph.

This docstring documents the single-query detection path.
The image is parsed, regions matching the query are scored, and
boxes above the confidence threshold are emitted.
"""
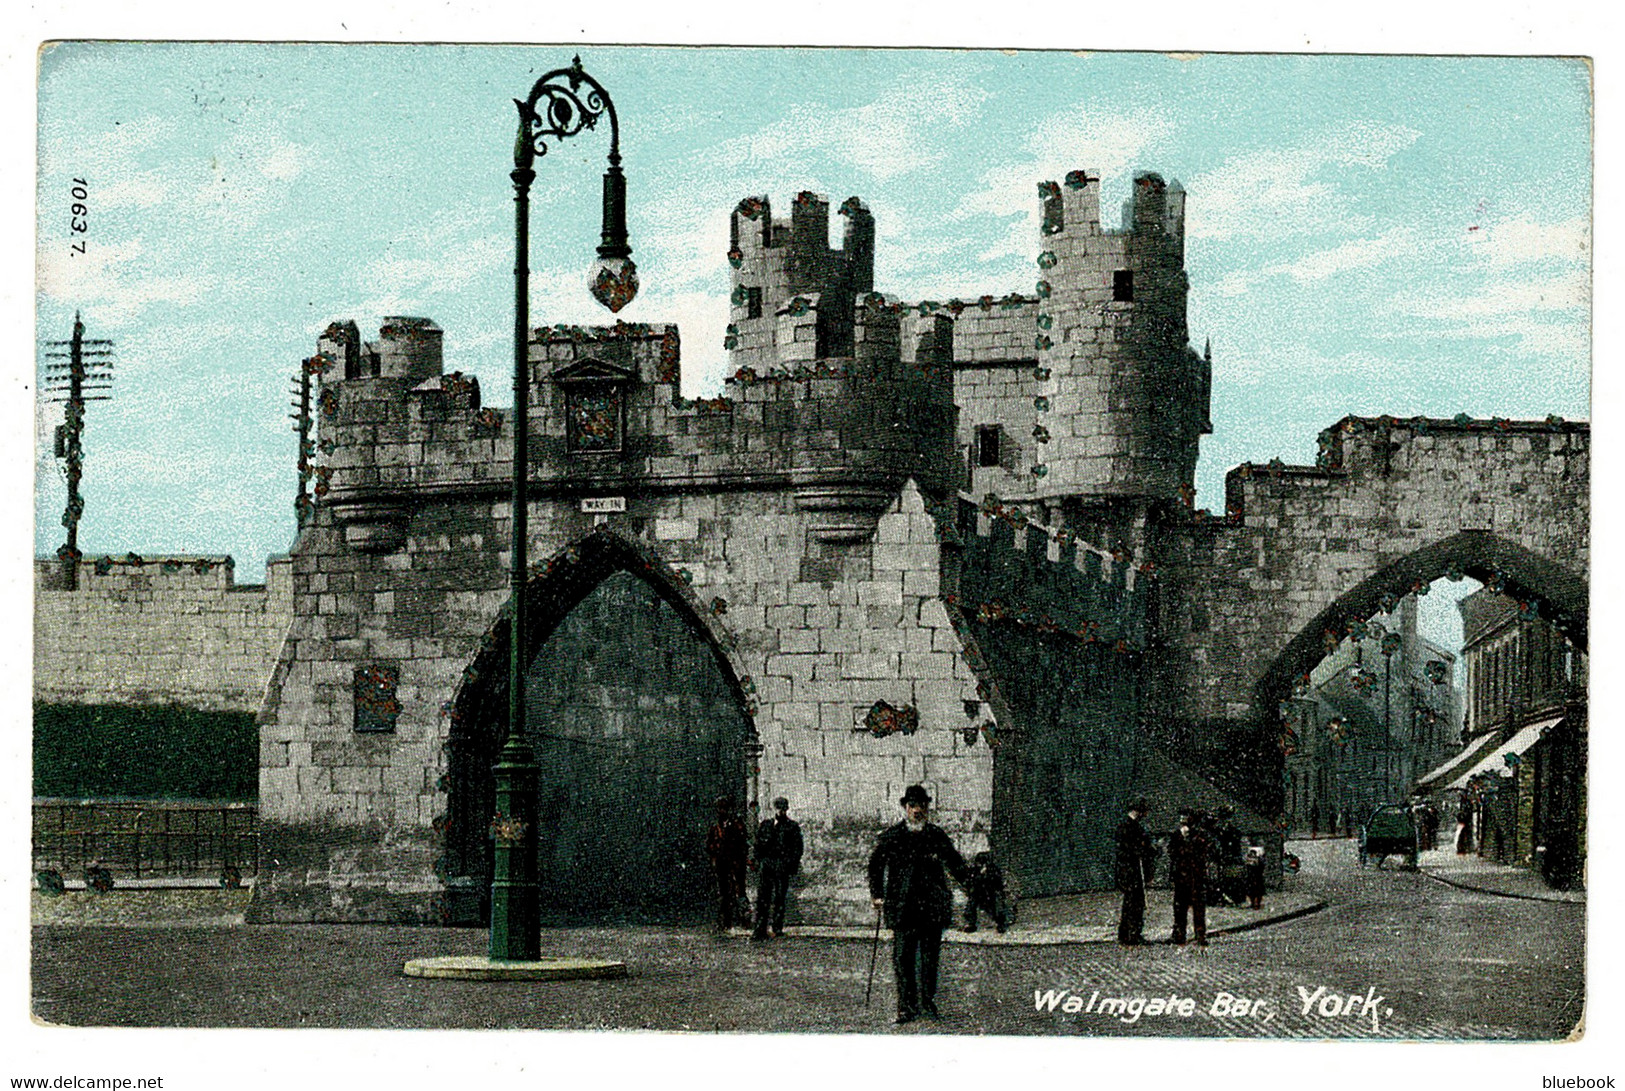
[229,171,1587,924]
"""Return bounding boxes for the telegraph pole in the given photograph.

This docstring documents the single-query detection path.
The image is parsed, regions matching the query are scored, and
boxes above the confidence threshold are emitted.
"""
[44,313,114,590]
[292,358,316,528]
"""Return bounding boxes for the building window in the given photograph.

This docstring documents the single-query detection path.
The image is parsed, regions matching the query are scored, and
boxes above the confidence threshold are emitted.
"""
[975,425,1002,468]
[1113,269,1134,302]
[746,286,763,319]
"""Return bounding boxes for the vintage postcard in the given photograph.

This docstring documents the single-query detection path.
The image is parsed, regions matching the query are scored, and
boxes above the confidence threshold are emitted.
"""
[20,19,1604,1089]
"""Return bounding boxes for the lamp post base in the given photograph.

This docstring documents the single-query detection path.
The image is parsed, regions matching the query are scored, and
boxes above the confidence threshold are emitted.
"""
[403,955,628,981]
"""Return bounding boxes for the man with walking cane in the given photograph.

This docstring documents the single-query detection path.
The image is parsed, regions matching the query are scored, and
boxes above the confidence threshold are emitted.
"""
[867,784,974,1024]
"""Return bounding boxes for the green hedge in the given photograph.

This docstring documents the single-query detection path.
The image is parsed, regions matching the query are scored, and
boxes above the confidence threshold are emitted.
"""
[33,703,258,801]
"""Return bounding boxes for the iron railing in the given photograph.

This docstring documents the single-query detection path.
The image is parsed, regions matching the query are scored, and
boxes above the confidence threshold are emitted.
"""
[31,799,258,884]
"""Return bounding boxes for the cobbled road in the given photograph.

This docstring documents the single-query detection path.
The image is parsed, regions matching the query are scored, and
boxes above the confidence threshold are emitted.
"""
[31,841,1583,1038]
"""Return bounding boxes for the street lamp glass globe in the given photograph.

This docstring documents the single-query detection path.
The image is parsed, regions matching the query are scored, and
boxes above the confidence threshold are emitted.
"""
[589,254,639,313]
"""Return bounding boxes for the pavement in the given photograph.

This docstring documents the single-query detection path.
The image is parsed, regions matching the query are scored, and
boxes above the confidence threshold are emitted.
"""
[33,838,1578,932]
[1414,845,1585,903]
[32,879,1324,942]
[30,886,255,928]
[755,886,1324,945]
[1284,835,1584,904]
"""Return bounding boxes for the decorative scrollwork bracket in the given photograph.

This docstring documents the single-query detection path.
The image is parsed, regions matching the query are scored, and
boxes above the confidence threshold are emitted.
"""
[514,55,621,170]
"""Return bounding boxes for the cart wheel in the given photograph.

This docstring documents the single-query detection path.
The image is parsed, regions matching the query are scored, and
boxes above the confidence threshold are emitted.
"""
[36,869,65,896]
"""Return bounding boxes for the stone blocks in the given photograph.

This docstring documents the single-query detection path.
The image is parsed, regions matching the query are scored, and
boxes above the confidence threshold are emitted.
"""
[34,556,293,711]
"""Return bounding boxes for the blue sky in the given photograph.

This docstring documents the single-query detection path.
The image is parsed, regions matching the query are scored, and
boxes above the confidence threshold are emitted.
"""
[35,47,1591,581]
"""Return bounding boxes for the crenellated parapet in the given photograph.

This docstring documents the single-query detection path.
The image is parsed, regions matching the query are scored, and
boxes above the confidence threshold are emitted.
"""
[941,494,1149,650]
[1215,414,1591,533]
[315,302,958,550]
[932,492,1152,894]
[34,553,293,712]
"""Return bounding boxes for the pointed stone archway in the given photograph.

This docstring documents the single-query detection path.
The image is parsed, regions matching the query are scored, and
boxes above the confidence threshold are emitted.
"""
[1255,531,1587,717]
[1229,531,1589,818]
[439,528,759,924]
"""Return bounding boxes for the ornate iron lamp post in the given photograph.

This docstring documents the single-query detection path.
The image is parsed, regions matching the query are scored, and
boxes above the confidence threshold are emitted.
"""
[491,56,637,961]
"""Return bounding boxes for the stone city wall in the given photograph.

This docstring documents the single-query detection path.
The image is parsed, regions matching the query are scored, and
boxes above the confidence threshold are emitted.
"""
[34,555,293,712]
[944,497,1149,895]
[949,297,1045,503]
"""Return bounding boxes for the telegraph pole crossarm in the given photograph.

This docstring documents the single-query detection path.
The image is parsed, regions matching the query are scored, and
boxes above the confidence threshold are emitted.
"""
[43,313,115,590]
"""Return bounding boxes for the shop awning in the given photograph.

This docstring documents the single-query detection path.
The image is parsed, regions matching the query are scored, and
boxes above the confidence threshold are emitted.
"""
[1445,715,1565,790]
[1414,731,1506,792]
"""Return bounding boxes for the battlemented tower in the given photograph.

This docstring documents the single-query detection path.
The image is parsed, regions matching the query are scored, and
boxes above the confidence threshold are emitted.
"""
[1027,171,1211,515]
[725,191,875,371]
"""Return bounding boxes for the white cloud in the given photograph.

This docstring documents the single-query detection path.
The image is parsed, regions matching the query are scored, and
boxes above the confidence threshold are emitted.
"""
[635,203,734,295]
[260,141,309,182]
[1208,227,1419,296]
[90,171,170,210]
[359,233,510,303]
[1196,207,1590,366]
[1185,122,1421,242]
[185,124,316,223]
[651,289,731,395]
[1473,324,1592,360]
[1384,297,1590,362]
[1271,230,1419,283]
[1401,271,1589,321]
[36,236,211,326]
[724,76,989,182]
[1464,216,1590,269]
[1211,343,1400,385]
[1203,270,1254,299]
[1378,214,1590,359]
[38,114,176,177]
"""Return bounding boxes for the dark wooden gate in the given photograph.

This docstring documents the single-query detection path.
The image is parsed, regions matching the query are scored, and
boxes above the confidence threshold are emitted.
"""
[444,568,753,924]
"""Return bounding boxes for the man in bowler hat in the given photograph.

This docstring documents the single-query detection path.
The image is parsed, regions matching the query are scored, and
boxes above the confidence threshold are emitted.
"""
[1166,807,1211,946]
[753,796,803,939]
[868,784,974,1023]
[1114,798,1156,945]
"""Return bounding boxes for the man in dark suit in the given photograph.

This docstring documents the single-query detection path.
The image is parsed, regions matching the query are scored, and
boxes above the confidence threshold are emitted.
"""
[705,798,749,933]
[1114,798,1155,945]
[868,784,974,1024]
[752,795,803,939]
[1166,807,1210,946]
